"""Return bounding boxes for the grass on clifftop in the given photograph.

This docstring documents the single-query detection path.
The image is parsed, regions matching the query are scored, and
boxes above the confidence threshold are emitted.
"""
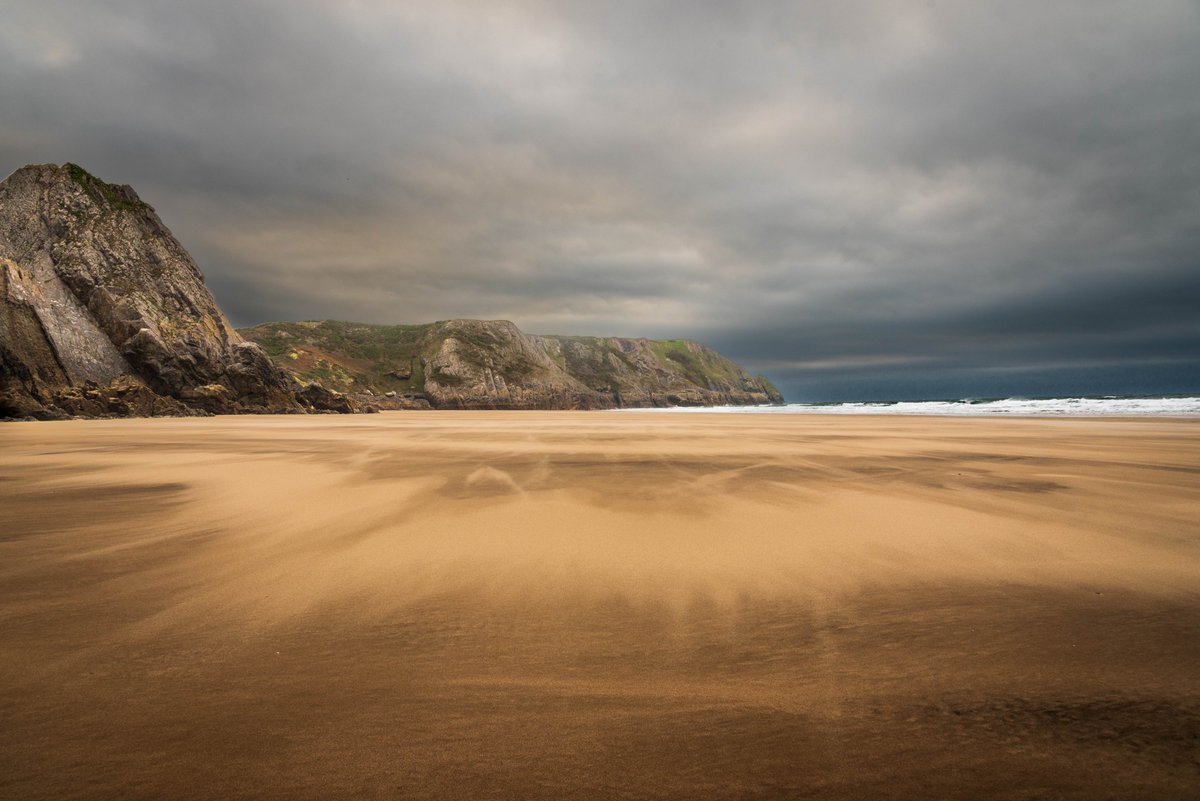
[64,163,151,213]
[240,320,432,393]
[240,319,781,400]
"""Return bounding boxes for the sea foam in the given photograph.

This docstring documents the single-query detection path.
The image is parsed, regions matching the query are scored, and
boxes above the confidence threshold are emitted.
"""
[627,396,1200,416]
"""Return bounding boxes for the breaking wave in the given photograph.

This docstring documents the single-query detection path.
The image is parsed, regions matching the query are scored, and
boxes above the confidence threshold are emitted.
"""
[633,396,1200,416]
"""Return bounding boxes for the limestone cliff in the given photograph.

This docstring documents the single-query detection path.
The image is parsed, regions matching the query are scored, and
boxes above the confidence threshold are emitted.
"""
[419,320,604,409]
[240,319,784,409]
[0,162,782,419]
[538,334,784,407]
[0,163,348,419]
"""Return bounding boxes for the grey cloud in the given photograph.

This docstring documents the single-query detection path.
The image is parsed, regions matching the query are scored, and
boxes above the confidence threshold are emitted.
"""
[2,0,1198,400]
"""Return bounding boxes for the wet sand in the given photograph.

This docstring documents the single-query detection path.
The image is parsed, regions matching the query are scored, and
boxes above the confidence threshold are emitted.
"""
[1,412,1199,800]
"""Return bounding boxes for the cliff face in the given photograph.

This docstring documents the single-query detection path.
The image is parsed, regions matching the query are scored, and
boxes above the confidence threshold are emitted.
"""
[420,319,604,409]
[0,163,343,419]
[537,334,784,407]
[0,162,783,419]
[240,319,784,409]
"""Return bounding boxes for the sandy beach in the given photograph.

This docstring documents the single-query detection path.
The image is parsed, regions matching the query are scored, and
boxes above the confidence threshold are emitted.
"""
[1,412,1198,800]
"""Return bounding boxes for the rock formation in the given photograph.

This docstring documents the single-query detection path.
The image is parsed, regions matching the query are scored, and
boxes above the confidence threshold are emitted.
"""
[1,162,782,419]
[241,319,784,409]
[0,163,352,419]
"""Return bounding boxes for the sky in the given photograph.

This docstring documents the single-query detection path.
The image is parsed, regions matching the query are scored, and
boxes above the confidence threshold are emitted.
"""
[2,1,1198,401]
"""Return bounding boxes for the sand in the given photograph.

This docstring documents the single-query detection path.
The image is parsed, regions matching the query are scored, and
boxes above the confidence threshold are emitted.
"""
[1,411,1198,800]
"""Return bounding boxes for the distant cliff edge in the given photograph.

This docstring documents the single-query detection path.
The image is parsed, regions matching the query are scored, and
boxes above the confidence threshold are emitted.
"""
[239,319,784,410]
[0,163,781,419]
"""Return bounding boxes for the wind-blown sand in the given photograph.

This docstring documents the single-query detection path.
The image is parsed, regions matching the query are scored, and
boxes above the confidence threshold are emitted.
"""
[1,412,1198,800]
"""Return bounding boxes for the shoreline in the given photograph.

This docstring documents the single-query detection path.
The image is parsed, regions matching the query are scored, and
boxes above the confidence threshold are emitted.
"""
[2,413,1198,799]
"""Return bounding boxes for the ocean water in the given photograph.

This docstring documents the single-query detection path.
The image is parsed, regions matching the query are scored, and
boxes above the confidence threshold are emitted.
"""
[630,396,1200,416]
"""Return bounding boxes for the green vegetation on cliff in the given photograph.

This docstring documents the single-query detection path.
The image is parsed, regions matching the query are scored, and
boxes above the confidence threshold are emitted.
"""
[63,163,151,213]
[242,320,433,394]
[239,319,784,408]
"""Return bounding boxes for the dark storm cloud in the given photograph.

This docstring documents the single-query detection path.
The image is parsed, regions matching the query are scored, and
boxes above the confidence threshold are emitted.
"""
[3,0,1198,399]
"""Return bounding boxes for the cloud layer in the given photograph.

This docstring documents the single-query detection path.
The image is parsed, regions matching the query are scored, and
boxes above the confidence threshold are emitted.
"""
[3,0,1198,399]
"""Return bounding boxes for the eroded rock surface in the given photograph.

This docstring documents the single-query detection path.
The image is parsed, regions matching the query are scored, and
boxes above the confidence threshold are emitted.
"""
[420,320,607,409]
[0,163,351,419]
[241,319,785,409]
[1,162,781,418]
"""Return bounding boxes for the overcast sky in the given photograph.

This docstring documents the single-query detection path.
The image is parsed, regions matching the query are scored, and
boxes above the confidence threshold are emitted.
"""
[3,1,1198,400]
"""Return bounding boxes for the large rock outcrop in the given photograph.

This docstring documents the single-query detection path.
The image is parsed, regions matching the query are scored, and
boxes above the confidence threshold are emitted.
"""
[538,334,784,407]
[241,319,785,409]
[0,163,348,419]
[419,320,607,409]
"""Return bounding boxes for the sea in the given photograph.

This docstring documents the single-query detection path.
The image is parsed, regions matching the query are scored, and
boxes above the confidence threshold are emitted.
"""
[631,395,1200,416]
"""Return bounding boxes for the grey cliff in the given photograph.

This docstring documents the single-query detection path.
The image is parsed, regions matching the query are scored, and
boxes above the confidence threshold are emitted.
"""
[0,163,350,419]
